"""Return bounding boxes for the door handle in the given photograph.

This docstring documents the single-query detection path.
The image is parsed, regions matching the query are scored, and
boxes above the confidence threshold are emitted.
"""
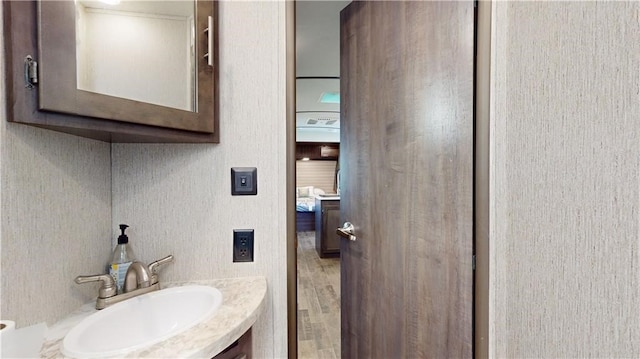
[336,222,356,241]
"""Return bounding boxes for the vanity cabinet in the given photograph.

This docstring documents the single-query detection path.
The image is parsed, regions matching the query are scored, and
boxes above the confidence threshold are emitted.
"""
[2,1,219,143]
[315,197,340,258]
[213,328,252,359]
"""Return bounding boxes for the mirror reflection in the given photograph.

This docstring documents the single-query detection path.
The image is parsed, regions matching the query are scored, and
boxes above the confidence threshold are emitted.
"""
[75,0,196,111]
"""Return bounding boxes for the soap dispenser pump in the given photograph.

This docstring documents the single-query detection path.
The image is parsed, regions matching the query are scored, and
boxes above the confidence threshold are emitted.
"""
[109,224,137,293]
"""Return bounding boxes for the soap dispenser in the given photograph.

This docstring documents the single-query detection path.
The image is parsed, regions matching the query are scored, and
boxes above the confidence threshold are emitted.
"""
[109,224,137,293]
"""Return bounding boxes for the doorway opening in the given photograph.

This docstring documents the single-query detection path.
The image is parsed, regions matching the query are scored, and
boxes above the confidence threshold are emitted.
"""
[293,2,349,358]
[288,1,492,358]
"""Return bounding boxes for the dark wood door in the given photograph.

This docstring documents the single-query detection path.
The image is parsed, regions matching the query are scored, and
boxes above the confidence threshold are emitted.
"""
[339,2,474,358]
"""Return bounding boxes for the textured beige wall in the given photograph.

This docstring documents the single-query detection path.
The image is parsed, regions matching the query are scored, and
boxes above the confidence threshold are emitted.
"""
[490,2,640,357]
[0,3,112,328]
[111,2,287,358]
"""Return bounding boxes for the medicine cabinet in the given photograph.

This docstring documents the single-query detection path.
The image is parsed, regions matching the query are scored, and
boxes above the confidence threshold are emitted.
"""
[3,0,219,143]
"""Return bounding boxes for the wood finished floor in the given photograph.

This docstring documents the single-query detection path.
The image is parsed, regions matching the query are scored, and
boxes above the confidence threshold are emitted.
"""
[297,231,341,359]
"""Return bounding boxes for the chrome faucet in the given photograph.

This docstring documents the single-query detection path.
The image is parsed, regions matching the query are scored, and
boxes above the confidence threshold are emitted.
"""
[75,255,174,310]
[123,262,152,292]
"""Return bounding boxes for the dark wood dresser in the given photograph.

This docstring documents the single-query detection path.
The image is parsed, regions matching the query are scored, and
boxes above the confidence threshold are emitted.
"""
[315,196,341,258]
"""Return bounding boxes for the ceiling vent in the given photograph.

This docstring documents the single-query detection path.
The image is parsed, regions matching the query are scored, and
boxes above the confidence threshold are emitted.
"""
[303,118,340,126]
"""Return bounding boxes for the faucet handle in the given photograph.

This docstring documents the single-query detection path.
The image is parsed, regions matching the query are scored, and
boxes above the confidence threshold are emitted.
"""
[148,255,174,285]
[149,255,174,274]
[75,274,117,299]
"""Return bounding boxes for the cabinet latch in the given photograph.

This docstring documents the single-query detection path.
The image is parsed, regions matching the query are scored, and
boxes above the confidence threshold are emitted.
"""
[24,55,38,89]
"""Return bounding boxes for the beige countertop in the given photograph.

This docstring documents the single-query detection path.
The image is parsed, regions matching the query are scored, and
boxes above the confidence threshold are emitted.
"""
[315,194,340,201]
[40,276,267,358]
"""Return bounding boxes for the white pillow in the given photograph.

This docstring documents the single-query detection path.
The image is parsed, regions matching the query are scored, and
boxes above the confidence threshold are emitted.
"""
[313,188,326,196]
[296,186,314,197]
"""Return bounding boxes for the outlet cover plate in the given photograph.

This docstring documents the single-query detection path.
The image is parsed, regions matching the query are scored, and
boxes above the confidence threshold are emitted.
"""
[233,229,254,262]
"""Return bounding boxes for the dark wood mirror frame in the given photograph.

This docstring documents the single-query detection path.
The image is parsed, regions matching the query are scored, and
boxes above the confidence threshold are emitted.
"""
[3,0,219,143]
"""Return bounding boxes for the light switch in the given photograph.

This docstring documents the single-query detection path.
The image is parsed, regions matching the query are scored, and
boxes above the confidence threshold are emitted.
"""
[231,167,257,195]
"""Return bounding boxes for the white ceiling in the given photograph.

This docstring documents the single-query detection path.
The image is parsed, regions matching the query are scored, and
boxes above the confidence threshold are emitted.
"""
[296,1,350,143]
[78,1,193,17]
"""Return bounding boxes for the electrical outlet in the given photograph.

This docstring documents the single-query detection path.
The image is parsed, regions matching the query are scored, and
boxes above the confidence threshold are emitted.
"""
[233,229,254,262]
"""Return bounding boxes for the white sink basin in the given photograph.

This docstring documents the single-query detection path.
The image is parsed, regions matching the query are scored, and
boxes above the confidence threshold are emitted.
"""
[61,285,223,358]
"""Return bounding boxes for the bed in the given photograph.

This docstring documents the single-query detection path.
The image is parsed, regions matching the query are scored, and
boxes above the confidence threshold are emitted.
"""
[296,186,325,232]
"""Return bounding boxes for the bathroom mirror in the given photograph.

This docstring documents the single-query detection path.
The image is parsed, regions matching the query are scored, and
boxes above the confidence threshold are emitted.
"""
[75,1,196,112]
[36,0,217,135]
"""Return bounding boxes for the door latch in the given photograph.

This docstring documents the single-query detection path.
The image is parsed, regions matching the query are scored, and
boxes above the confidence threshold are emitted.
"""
[24,55,38,88]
